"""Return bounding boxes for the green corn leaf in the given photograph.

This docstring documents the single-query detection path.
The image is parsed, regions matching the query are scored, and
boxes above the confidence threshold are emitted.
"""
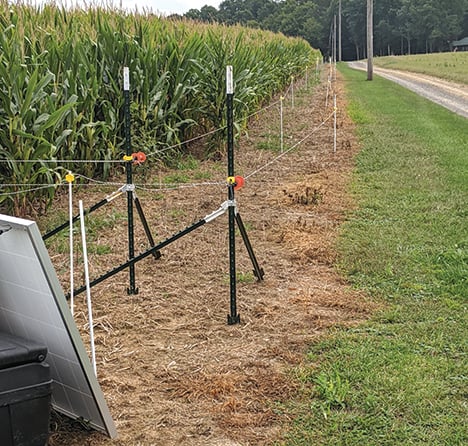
[35,101,76,134]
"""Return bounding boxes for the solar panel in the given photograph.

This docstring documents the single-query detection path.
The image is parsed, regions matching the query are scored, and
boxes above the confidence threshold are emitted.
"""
[0,214,117,438]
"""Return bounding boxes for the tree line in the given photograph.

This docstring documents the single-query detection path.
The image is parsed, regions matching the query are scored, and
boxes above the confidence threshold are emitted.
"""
[176,0,468,60]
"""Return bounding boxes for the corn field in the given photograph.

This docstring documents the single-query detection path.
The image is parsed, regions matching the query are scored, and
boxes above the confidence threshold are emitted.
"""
[0,1,320,214]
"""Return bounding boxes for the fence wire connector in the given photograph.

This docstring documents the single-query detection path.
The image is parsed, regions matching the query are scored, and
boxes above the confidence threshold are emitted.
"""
[204,200,231,223]
[123,183,135,193]
[105,185,125,202]
[104,183,134,203]
[123,155,133,162]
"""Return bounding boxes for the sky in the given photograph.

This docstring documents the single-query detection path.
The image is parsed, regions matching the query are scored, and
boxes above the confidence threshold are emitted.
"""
[147,1,221,15]
[48,1,222,16]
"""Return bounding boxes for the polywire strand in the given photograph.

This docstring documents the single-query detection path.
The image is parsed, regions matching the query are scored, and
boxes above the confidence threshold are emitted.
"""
[0,110,334,198]
[228,98,283,179]
[0,74,323,197]
[135,181,225,193]
[0,126,225,166]
[0,183,64,187]
[0,176,225,192]
[0,99,277,166]
[0,78,296,166]
[242,99,281,122]
[75,173,225,191]
[0,100,275,166]
[245,112,334,180]
[0,184,62,197]
[233,73,308,179]
[143,73,302,159]
[0,158,118,164]
[144,126,225,159]
[133,75,312,194]
[73,174,125,187]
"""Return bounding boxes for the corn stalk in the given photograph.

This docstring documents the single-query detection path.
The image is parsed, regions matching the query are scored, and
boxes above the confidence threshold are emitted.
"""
[0,1,321,214]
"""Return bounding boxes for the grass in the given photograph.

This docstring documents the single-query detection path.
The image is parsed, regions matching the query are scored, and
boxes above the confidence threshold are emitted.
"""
[283,64,467,445]
[257,137,282,153]
[373,52,468,85]
[43,209,125,255]
[163,172,191,184]
[222,270,256,285]
[174,154,215,181]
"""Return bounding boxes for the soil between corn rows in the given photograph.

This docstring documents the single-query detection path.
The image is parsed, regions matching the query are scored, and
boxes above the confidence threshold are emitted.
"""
[46,70,371,446]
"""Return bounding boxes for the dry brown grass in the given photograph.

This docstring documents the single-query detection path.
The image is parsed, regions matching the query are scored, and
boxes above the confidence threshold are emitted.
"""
[45,71,372,446]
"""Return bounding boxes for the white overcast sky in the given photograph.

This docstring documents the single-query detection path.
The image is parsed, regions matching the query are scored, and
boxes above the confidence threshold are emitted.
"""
[45,1,222,16]
[120,1,221,15]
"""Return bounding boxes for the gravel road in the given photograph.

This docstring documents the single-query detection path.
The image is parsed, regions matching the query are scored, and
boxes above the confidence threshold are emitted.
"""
[348,61,468,119]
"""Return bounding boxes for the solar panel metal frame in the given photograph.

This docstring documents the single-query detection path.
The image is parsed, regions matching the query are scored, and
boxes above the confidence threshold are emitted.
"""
[0,214,117,438]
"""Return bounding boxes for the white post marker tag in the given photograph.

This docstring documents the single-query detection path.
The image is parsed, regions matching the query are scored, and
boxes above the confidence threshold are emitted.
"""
[123,67,130,91]
[226,65,234,94]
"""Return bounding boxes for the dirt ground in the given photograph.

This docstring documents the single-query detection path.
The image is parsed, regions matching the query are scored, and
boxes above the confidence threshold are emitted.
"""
[45,69,371,446]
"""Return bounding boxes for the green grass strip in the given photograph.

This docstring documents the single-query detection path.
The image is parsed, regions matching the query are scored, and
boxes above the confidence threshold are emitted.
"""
[373,52,468,85]
[283,64,467,445]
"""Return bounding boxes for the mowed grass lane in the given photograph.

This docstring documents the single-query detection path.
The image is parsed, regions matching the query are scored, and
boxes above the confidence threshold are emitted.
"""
[282,64,467,445]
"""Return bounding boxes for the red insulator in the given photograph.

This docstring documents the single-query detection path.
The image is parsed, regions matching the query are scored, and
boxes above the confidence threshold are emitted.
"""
[132,152,147,165]
[234,175,245,190]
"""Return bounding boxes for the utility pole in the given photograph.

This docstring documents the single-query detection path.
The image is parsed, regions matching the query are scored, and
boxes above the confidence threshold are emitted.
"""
[338,0,342,62]
[367,0,373,80]
[333,14,337,63]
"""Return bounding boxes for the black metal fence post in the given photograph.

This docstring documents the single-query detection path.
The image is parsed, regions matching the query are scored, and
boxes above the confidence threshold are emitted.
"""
[226,65,240,325]
[123,67,138,294]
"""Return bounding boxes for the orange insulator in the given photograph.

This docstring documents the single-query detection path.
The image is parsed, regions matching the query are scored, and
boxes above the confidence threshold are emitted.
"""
[233,175,245,190]
[132,151,147,165]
